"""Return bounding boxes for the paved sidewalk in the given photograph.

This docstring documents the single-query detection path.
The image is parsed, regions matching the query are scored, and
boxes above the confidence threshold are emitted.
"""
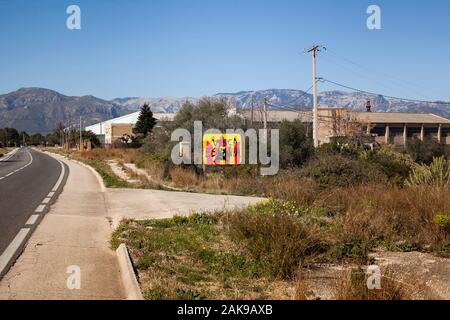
[0,154,125,300]
[106,188,264,224]
[0,153,264,300]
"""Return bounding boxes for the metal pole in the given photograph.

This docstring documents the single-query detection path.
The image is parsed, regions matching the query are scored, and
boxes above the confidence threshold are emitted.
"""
[308,45,325,148]
[263,97,268,130]
[312,49,319,148]
[80,116,82,151]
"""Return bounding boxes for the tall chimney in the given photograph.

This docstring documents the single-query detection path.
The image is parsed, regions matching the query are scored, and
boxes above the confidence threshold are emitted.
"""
[366,100,372,112]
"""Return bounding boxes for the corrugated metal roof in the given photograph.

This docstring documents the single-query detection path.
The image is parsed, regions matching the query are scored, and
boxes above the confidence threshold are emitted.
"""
[243,110,312,122]
[86,112,176,135]
[353,112,450,124]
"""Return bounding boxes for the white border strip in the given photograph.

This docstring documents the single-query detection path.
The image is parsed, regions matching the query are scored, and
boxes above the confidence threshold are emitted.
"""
[0,228,30,276]
[0,148,33,180]
[0,148,18,162]
[25,214,40,226]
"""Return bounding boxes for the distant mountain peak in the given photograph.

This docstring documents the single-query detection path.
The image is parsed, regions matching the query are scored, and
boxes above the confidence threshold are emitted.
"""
[1,87,449,134]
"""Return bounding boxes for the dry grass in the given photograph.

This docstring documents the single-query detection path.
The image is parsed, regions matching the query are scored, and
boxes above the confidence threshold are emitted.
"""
[332,184,450,251]
[112,215,293,300]
[78,148,140,163]
[333,267,418,300]
[170,167,200,187]
[0,147,10,157]
[138,158,166,180]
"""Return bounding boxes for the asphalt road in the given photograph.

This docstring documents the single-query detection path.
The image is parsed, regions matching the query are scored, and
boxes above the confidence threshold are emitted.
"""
[0,148,65,257]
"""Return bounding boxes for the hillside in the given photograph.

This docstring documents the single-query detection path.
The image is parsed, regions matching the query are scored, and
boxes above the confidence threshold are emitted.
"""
[1,87,449,133]
[0,88,132,133]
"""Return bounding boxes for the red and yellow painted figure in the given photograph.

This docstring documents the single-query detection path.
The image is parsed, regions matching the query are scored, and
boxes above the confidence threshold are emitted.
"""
[203,134,242,165]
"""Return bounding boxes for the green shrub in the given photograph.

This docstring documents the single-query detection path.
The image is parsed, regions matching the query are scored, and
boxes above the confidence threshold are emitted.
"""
[301,154,387,188]
[433,213,450,233]
[407,137,448,164]
[317,137,364,159]
[279,120,314,168]
[360,145,414,183]
[405,157,450,187]
[226,200,329,279]
[331,240,370,262]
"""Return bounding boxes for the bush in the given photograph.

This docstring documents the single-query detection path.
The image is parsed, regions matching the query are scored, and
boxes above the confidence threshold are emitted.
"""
[433,213,450,233]
[405,157,450,187]
[317,137,364,159]
[407,137,448,164]
[301,154,387,188]
[279,120,314,168]
[334,267,413,300]
[360,146,414,184]
[226,199,329,279]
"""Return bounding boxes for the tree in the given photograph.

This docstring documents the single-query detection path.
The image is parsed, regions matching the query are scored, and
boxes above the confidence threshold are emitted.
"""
[29,133,43,146]
[133,103,157,138]
[0,128,20,147]
[82,130,101,147]
[407,137,448,164]
[279,120,314,168]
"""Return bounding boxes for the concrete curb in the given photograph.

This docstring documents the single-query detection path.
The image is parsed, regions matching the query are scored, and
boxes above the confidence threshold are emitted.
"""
[0,148,18,162]
[116,243,144,300]
[42,151,107,193]
[71,159,107,193]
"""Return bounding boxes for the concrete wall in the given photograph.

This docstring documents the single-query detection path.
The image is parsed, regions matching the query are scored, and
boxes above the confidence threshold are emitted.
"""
[105,124,133,145]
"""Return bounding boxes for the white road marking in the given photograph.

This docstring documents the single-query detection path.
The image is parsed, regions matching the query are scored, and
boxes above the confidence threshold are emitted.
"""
[25,215,40,226]
[0,228,30,276]
[35,205,46,213]
[51,160,66,192]
[0,148,18,162]
[0,151,68,280]
[0,148,33,180]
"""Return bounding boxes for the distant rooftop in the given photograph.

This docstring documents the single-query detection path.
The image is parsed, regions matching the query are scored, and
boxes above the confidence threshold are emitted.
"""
[353,112,450,124]
[85,111,176,135]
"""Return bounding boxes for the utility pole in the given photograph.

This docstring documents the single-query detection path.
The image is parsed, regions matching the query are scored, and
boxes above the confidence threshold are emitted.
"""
[250,94,254,126]
[308,45,325,148]
[79,116,83,151]
[263,97,268,130]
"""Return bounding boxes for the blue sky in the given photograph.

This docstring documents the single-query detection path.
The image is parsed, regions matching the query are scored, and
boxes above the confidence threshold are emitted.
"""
[0,0,449,101]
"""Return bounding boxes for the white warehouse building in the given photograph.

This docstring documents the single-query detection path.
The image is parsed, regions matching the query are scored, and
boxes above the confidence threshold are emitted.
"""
[85,111,176,135]
[85,111,176,145]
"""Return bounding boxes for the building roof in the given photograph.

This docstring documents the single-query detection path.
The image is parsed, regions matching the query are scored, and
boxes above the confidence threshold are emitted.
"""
[243,110,312,123]
[353,112,450,125]
[86,112,176,135]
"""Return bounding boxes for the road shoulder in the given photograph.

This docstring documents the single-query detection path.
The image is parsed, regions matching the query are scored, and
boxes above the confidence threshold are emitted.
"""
[0,152,125,300]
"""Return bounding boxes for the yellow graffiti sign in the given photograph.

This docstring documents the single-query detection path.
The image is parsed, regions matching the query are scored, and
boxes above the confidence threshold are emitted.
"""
[203,134,242,165]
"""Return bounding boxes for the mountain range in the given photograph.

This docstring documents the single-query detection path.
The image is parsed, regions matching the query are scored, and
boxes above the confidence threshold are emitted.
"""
[1,87,449,133]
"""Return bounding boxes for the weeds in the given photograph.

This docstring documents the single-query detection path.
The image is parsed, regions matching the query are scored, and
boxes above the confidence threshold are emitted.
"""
[111,214,275,300]
[334,267,415,300]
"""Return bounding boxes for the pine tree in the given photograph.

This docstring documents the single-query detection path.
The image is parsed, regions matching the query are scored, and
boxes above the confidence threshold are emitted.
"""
[133,103,157,138]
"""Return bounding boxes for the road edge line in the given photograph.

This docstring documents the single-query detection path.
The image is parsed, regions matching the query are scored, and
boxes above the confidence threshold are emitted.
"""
[0,228,30,279]
[44,151,106,193]
[0,150,68,282]
[116,243,144,300]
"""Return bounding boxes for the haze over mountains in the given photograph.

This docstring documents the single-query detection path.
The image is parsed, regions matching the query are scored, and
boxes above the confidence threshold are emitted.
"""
[1,87,449,133]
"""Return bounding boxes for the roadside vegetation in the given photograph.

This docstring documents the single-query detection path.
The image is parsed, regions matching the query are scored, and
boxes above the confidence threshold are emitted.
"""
[46,98,450,299]
[0,147,11,158]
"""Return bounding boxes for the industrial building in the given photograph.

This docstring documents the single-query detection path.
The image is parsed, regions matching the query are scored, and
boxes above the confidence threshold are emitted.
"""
[85,111,176,145]
[244,103,450,147]
[86,104,450,147]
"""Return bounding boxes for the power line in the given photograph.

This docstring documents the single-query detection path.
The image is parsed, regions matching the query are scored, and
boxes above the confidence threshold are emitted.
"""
[320,54,430,101]
[318,78,450,105]
[326,48,447,99]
